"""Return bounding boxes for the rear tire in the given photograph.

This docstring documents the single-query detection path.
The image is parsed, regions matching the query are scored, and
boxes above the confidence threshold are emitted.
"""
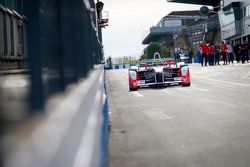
[182,82,191,87]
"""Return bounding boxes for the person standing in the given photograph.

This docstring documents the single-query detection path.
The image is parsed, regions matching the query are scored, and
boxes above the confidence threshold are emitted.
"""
[240,41,247,63]
[96,1,104,21]
[233,42,240,63]
[214,41,220,65]
[188,48,193,64]
[220,40,228,65]
[196,49,201,64]
[208,43,214,66]
[96,1,108,28]
[245,41,249,63]
[199,41,208,67]
[176,51,180,62]
[227,42,234,64]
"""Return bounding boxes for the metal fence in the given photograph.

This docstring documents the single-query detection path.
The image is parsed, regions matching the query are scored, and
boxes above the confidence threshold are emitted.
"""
[24,0,103,111]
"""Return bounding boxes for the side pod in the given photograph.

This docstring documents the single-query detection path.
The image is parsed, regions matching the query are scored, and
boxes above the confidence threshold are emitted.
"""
[128,69,138,91]
[181,66,191,86]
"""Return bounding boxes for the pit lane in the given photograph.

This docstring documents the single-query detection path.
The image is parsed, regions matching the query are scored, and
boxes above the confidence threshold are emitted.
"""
[106,63,250,167]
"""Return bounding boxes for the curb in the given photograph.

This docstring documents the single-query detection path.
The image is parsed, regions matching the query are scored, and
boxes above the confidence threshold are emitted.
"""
[0,69,30,75]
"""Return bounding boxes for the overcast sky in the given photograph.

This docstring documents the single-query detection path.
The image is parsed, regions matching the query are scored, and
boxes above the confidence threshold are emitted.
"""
[102,0,204,58]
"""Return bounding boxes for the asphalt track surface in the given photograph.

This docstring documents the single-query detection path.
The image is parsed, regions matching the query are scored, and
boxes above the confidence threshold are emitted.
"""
[106,63,250,167]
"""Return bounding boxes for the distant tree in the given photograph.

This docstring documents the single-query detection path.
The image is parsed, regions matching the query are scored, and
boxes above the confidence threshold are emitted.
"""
[140,54,147,60]
[161,46,168,58]
[166,47,172,57]
[146,42,161,59]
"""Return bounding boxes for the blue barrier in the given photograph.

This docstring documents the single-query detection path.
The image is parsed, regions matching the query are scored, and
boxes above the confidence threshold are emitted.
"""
[112,64,138,69]
[101,70,109,167]
[114,65,119,69]
[194,57,199,63]
[101,98,109,167]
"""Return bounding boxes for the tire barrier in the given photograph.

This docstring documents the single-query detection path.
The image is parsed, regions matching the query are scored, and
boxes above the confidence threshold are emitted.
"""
[112,64,138,69]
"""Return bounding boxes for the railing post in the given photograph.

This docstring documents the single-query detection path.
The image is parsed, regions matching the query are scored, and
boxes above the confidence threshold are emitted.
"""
[25,0,44,111]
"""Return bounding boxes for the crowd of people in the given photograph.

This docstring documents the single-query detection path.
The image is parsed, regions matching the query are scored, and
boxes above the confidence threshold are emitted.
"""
[198,40,250,67]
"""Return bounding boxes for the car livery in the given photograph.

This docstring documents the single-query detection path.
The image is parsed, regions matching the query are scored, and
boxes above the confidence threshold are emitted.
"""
[128,53,190,91]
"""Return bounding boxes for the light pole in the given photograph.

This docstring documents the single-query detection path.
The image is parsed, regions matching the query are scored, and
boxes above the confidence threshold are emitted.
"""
[161,41,165,57]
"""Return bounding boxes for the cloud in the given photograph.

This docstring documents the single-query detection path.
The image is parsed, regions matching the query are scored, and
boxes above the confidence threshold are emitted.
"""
[102,0,203,58]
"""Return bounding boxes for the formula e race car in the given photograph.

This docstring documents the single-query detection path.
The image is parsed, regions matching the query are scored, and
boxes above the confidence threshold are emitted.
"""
[128,53,190,91]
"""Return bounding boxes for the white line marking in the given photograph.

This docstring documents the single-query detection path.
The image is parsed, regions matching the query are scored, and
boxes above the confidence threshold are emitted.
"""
[196,98,236,108]
[99,71,104,84]
[162,89,171,94]
[159,112,172,120]
[205,77,250,87]
[133,91,144,97]
[142,110,172,120]
[192,84,198,87]
[240,72,250,79]
[176,87,185,91]
[176,87,193,91]
[191,86,209,92]
[73,90,102,167]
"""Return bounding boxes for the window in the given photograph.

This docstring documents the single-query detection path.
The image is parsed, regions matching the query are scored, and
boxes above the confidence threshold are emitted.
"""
[242,5,250,18]
[164,20,182,28]
[219,10,235,26]
[6,13,13,56]
[0,11,4,56]
[243,6,246,18]
[247,5,250,17]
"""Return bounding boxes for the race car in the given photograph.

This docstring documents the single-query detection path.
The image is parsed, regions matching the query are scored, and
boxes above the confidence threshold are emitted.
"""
[128,53,190,91]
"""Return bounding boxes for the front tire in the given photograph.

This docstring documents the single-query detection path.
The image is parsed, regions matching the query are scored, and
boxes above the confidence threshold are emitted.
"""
[129,87,138,91]
[182,82,191,87]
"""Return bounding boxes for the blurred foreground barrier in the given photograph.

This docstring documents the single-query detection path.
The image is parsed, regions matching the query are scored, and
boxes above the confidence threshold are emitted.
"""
[24,0,103,111]
[3,65,108,167]
[0,0,104,119]
[1,1,108,166]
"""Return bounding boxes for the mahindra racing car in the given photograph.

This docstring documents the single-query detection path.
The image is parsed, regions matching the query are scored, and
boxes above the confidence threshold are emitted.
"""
[128,53,190,91]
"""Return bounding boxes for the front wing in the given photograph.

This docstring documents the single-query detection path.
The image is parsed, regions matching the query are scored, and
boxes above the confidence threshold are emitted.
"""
[128,66,190,89]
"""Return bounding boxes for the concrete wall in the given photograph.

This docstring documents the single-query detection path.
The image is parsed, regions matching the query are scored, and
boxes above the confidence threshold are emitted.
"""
[3,66,109,167]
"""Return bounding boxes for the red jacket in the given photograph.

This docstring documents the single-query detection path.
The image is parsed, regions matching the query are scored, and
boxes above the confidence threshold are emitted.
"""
[207,46,214,55]
[220,43,228,53]
[199,43,208,54]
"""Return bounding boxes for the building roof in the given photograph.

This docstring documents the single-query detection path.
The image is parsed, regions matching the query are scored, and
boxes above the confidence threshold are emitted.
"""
[142,10,200,44]
[142,32,172,45]
[163,10,201,20]
[166,10,201,17]
[184,12,218,25]
[167,0,220,7]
